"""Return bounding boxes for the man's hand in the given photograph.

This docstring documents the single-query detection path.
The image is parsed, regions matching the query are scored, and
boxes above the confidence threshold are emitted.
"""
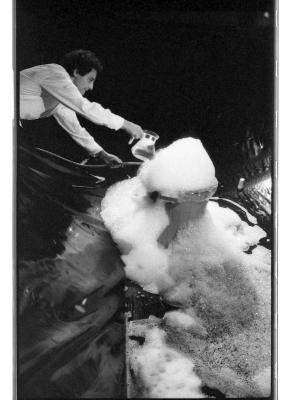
[122,120,144,143]
[96,150,122,167]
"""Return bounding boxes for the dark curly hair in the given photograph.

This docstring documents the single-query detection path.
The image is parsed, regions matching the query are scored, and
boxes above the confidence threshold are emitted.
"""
[60,49,103,76]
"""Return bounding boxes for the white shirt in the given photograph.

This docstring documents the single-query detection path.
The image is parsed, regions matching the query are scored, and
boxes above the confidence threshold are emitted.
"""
[20,63,125,154]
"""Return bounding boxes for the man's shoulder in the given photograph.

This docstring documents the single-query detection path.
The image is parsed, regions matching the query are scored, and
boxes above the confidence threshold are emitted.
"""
[45,63,66,72]
[20,64,71,87]
[21,63,67,74]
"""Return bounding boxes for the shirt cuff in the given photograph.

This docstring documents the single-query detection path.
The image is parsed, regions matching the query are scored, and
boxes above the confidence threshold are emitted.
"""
[111,115,124,130]
[89,146,103,157]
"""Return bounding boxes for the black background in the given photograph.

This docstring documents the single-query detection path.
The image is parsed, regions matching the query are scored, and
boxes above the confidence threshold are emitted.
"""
[16,0,275,163]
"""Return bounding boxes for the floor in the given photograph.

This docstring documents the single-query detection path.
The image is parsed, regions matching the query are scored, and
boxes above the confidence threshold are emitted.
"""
[17,136,272,398]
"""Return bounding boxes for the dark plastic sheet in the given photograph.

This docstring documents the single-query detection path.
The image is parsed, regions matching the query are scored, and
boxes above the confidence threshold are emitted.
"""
[17,140,272,398]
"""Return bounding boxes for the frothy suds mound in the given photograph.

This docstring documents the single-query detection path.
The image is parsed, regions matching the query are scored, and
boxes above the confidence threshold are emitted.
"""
[163,310,200,331]
[101,177,171,293]
[101,177,169,255]
[138,137,218,196]
[100,137,271,397]
[129,324,205,398]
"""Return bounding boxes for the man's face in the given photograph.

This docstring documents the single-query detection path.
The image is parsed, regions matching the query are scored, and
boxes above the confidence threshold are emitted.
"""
[72,68,97,95]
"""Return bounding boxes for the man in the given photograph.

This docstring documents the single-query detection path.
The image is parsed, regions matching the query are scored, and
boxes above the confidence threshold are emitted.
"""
[20,49,145,166]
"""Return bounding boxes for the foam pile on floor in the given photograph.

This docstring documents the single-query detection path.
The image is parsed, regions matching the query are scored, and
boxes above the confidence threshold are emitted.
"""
[129,323,205,398]
[100,137,271,398]
[139,137,218,196]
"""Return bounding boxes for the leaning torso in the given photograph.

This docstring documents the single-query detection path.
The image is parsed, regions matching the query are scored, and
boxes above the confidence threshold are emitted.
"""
[20,64,63,120]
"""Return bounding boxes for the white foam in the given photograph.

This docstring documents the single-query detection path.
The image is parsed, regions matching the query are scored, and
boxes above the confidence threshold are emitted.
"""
[207,201,266,251]
[252,367,271,396]
[163,310,198,330]
[101,177,169,254]
[139,137,218,196]
[250,245,271,266]
[122,244,173,294]
[101,139,268,297]
[212,197,258,224]
[101,137,271,397]
[130,326,205,398]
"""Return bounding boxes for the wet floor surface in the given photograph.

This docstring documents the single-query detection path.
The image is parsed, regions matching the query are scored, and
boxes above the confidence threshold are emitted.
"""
[17,146,142,398]
[17,139,272,399]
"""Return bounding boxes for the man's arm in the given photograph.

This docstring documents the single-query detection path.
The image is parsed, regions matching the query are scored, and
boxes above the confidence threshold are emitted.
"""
[53,104,103,155]
[53,105,122,165]
[41,64,143,140]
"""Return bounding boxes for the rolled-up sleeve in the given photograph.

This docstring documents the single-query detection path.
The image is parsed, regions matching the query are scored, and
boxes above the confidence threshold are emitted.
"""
[41,64,124,130]
[53,104,103,155]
